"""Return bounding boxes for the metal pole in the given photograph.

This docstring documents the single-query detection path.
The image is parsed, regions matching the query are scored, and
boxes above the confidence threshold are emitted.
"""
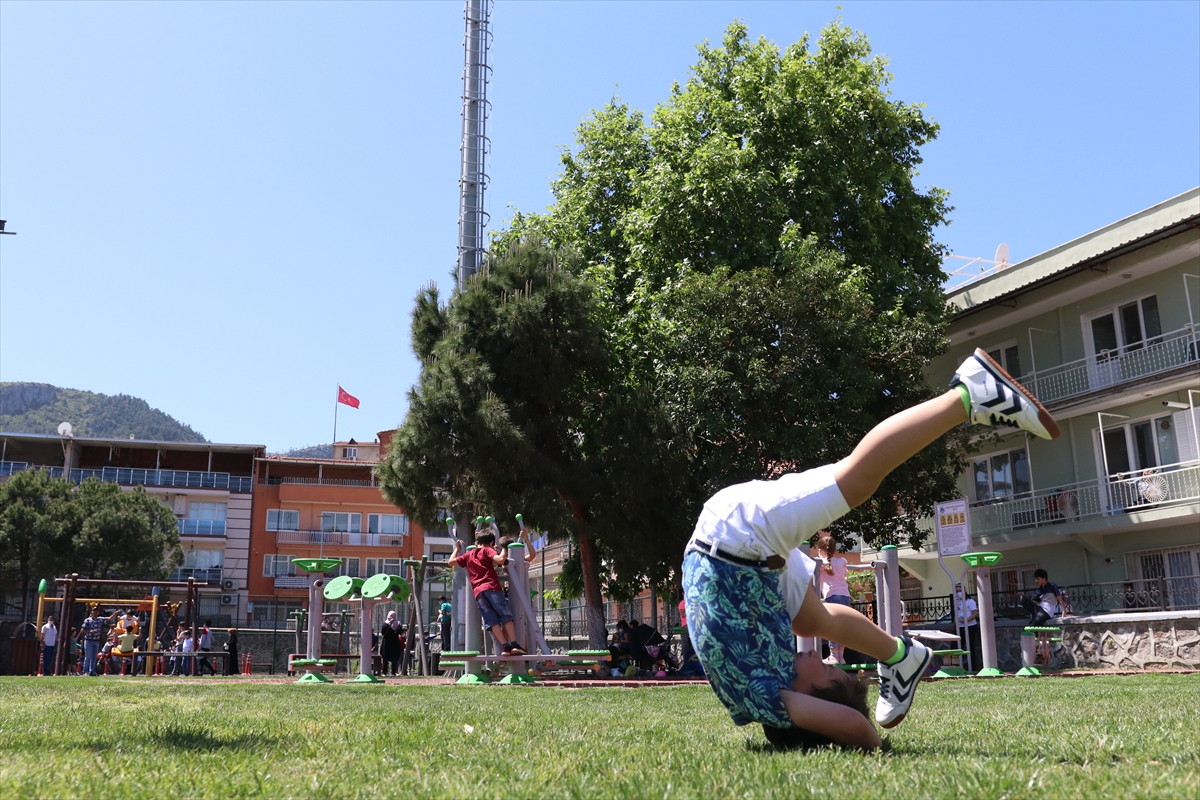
[976,565,1000,675]
[456,0,493,287]
[881,546,903,636]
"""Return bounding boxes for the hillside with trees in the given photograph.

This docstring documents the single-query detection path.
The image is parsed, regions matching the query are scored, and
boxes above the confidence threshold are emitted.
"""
[0,383,205,442]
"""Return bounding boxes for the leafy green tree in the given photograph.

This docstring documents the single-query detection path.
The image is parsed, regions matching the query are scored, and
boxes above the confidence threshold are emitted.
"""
[379,241,688,647]
[499,20,962,551]
[0,469,72,619]
[61,480,184,580]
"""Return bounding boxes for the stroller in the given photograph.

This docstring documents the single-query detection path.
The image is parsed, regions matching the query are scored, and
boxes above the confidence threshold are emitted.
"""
[626,622,680,675]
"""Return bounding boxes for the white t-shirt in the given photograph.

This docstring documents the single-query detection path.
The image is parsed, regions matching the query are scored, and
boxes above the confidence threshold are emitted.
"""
[199,628,212,649]
[182,637,195,653]
[691,465,850,560]
[955,596,979,627]
[42,623,57,647]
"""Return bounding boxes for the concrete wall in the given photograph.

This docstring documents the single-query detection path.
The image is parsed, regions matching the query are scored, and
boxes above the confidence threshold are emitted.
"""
[989,612,1200,672]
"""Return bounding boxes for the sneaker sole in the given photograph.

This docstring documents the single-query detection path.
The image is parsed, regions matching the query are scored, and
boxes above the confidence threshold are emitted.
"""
[973,348,1061,440]
[878,646,935,729]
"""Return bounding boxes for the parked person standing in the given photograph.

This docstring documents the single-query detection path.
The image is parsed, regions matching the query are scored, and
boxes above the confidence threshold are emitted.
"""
[198,622,214,676]
[380,611,402,676]
[954,583,982,671]
[40,617,57,675]
[223,629,239,676]
[80,606,105,677]
[438,596,452,651]
[180,627,197,676]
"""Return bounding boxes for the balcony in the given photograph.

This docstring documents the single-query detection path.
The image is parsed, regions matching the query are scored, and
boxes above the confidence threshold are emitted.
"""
[1020,324,1198,406]
[273,529,407,548]
[263,476,379,488]
[178,519,227,536]
[0,462,64,478]
[168,568,223,584]
[968,459,1200,538]
[68,467,254,492]
[272,575,311,589]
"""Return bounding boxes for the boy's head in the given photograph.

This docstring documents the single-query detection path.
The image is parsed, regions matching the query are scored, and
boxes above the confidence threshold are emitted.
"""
[1034,568,1048,586]
[762,675,870,751]
[475,530,496,547]
[498,535,515,548]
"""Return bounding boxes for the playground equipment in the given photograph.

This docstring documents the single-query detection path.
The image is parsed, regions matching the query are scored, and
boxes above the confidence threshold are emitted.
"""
[961,552,1003,677]
[1017,627,1062,676]
[356,571,412,682]
[290,558,343,683]
[34,574,212,676]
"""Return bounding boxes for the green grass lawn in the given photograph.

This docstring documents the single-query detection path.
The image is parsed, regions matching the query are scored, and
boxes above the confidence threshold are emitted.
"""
[0,674,1196,799]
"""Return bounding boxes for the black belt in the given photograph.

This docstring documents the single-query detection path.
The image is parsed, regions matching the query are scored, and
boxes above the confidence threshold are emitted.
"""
[688,539,785,570]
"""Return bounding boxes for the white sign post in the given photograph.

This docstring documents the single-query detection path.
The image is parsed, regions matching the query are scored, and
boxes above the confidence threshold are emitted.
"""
[935,499,974,671]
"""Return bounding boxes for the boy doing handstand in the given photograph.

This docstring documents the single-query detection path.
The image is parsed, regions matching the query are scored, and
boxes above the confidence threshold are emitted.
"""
[683,350,1061,750]
[448,528,527,656]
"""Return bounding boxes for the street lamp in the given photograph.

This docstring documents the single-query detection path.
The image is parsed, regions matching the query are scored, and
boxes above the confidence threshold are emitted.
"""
[0,220,14,235]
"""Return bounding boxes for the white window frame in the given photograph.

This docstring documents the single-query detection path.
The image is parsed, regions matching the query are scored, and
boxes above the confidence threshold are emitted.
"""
[321,512,361,533]
[266,509,301,532]
[325,557,360,579]
[984,339,1023,379]
[263,554,297,578]
[1082,293,1163,388]
[187,502,227,521]
[1095,411,1185,479]
[366,558,404,576]
[969,444,1033,505]
[990,562,1038,595]
[342,447,358,460]
[368,513,409,536]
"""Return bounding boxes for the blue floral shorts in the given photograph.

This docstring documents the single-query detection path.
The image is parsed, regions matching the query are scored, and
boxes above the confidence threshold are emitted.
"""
[682,549,797,728]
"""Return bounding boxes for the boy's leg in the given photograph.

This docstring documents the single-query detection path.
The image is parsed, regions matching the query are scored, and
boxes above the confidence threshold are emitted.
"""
[792,586,896,662]
[833,391,965,508]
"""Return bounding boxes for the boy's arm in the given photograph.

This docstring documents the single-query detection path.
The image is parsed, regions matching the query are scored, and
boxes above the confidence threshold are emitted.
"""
[446,540,464,566]
[491,546,510,567]
[778,690,882,751]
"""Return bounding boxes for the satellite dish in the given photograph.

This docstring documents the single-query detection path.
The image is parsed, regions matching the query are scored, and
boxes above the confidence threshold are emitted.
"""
[57,422,73,437]
[995,243,1010,268]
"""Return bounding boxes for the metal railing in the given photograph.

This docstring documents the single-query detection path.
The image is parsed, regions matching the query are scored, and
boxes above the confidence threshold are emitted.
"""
[1019,324,1198,406]
[969,459,1200,537]
[178,519,226,536]
[272,575,310,589]
[273,529,408,547]
[67,467,253,492]
[0,462,64,478]
[263,476,380,488]
[168,568,223,584]
[991,576,1200,616]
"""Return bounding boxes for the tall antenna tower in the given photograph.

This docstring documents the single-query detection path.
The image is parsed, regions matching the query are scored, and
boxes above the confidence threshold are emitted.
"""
[456,0,493,289]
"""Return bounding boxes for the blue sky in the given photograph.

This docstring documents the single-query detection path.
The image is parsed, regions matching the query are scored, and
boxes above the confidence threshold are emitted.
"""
[1,1,1197,452]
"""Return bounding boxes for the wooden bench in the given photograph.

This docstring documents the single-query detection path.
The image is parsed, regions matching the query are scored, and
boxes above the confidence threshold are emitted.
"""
[440,650,611,683]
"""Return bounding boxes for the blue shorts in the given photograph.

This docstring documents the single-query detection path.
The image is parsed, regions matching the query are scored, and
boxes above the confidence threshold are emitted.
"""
[682,550,797,728]
[825,594,852,607]
[475,589,513,629]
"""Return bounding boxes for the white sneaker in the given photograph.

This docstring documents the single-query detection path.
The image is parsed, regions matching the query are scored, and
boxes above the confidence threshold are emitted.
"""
[875,636,933,729]
[951,349,1061,440]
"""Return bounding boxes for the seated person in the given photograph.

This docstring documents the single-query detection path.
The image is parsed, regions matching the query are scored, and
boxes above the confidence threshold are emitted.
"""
[609,620,631,661]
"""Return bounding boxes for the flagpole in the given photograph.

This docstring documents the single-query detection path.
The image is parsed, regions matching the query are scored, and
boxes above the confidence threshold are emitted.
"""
[332,383,339,459]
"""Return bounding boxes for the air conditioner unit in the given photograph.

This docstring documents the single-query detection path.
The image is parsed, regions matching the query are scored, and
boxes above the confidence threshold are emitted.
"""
[222,579,238,591]
[173,496,187,515]
[220,594,235,606]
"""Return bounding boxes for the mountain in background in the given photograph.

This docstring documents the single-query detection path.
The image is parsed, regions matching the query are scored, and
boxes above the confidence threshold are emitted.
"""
[273,443,334,458]
[0,382,206,442]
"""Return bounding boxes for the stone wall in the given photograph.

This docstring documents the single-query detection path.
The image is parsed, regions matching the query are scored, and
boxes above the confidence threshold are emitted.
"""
[989,611,1200,671]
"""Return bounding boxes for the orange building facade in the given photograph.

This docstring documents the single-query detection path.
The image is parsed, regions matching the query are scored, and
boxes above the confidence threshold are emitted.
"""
[246,440,454,627]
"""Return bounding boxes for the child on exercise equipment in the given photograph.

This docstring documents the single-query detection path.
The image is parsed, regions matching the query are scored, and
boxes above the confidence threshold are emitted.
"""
[683,350,1060,750]
[448,526,527,656]
[814,533,873,665]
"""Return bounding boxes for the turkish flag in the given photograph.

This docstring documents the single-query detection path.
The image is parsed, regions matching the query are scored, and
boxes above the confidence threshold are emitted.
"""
[336,386,360,409]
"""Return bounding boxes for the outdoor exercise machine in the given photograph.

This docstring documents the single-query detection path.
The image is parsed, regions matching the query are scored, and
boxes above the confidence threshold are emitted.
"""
[1017,627,1062,676]
[36,574,206,676]
[323,571,410,683]
[290,557,343,683]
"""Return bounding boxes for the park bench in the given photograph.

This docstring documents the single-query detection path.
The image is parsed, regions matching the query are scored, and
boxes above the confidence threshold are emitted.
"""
[440,650,612,683]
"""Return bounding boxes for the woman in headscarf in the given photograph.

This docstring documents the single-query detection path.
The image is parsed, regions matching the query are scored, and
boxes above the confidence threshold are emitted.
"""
[380,610,402,677]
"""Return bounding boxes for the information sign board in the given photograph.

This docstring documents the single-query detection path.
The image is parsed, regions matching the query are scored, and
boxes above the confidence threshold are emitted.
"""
[935,498,972,557]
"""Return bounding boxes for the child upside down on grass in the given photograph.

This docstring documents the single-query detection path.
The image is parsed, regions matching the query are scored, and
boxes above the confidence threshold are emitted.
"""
[683,350,1061,750]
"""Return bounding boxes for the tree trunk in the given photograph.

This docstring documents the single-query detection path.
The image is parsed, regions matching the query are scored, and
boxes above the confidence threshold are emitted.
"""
[576,532,607,649]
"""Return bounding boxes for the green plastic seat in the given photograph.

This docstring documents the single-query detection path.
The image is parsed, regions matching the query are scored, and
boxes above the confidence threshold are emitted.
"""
[323,575,364,601]
[836,663,877,671]
[439,661,467,668]
[439,651,480,658]
[567,650,610,657]
[361,573,411,601]
[960,552,1002,567]
[935,649,969,656]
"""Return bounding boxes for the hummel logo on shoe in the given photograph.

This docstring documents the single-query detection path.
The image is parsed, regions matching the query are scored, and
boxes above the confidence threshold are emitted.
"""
[951,348,1061,440]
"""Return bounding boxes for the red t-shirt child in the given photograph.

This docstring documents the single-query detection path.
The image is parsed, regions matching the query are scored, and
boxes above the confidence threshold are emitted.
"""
[461,546,504,597]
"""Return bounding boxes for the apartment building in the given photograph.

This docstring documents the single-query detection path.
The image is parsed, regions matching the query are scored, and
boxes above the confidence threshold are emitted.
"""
[866,188,1200,615]
[0,432,263,621]
[247,430,455,627]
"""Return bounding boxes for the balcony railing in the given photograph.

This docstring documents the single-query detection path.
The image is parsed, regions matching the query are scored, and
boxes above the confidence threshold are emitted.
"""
[68,467,253,492]
[969,459,1200,538]
[273,529,407,547]
[1020,324,1198,406]
[0,462,64,478]
[264,476,380,488]
[168,568,223,584]
[272,575,311,589]
[178,519,227,536]
[990,576,1200,616]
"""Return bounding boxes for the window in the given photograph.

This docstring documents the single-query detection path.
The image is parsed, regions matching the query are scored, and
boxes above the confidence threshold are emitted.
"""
[1084,295,1163,389]
[183,549,224,571]
[366,558,403,576]
[1124,545,1200,609]
[342,447,358,460]
[990,563,1038,597]
[971,446,1031,504]
[188,502,227,521]
[368,513,409,536]
[266,509,300,531]
[985,341,1022,379]
[325,557,360,579]
[263,554,297,578]
[321,512,361,533]
[1100,414,1180,476]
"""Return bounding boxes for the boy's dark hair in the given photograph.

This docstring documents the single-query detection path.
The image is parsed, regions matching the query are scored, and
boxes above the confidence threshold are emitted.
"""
[761,675,870,751]
[1034,568,1048,580]
[475,530,496,546]
[498,535,515,548]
